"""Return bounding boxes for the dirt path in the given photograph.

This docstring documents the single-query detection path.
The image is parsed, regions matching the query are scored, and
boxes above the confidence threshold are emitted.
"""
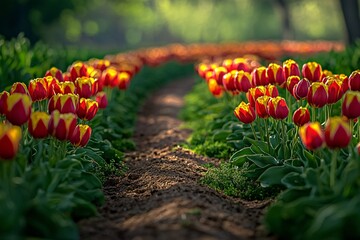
[79,77,271,240]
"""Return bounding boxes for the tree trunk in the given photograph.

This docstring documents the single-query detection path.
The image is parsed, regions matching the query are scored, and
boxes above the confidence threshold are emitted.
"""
[275,0,293,40]
[340,0,360,45]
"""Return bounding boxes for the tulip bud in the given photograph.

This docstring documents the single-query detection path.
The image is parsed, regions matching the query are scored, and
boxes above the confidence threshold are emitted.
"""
[324,116,351,149]
[246,86,267,107]
[286,76,300,96]
[266,84,279,98]
[28,111,50,139]
[75,77,93,98]
[118,72,131,90]
[234,101,256,124]
[45,67,64,82]
[70,124,92,147]
[294,78,310,99]
[28,78,48,101]
[302,62,322,82]
[58,81,76,94]
[0,91,9,115]
[299,122,325,150]
[6,93,32,126]
[10,82,29,96]
[235,70,252,93]
[252,66,269,86]
[48,110,77,141]
[0,123,22,159]
[307,82,328,108]
[69,62,89,81]
[292,107,310,126]
[208,79,224,98]
[348,70,360,91]
[342,91,360,119]
[77,98,99,121]
[48,93,79,114]
[283,59,300,80]
[95,92,108,109]
[325,76,342,104]
[267,96,289,120]
[267,63,285,87]
[255,96,270,118]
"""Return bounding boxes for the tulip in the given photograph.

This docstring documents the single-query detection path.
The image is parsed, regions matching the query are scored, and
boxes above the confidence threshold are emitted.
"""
[28,78,48,101]
[45,67,64,82]
[356,142,360,155]
[48,110,77,141]
[197,63,214,79]
[10,82,29,95]
[222,59,235,72]
[320,70,333,82]
[0,91,9,115]
[6,93,32,126]
[342,91,360,119]
[63,72,71,82]
[307,82,328,108]
[58,81,76,94]
[266,84,279,98]
[48,93,79,114]
[234,101,256,124]
[302,62,322,82]
[292,107,310,126]
[294,78,310,99]
[283,59,300,80]
[70,124,92,147]
[235,70,252,93]
[324,116,351,149]
[0,123,22,159]
[222,70,238,93]
[88,58,110,71]
[75,77,93,98]
[100,67,120,88]
[255,96,270,118]
[246,86,267,107]
[212,66,228,85]
[28,111,50,139]
[252,66,269,86]
[348,70,360,91]
[325,77,342,104]
[267,63,285,87]
[44,76,61,98]
[337,74,349,95]
[69,62,89,81]
[267,96,289,120]
[95,91,108,109]
[299,122,325,150]
[232,58,250,72]
[208,79,224,98]
[286,76,300,96]
[77,98,99,121]
[118,72,131,90]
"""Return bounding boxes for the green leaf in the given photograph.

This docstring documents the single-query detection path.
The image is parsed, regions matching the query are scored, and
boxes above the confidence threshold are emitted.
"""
[212,129,232,141]
[281,172,308,190]
[229,147,255,167]
[247,154,278,168]
[258,165,302,187]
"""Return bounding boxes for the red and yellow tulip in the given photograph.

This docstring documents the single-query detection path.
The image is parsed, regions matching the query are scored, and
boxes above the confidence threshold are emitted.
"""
[28,111,50,139]
[292,107,310,127]
[5,93,32,126]
[77,98,99,121]
[342,91,360,119]
[48,93,79,114]
[252,66,269,86]
[307,82,328,108]
[10,82,29,96]
[267,96,289,120]
[0,91,9,115]
[267,63,285,87]
[283,59,300,80]
[0,122,22,160]
[234,101,256,124]
[302,62,322,82]
[48,110,77,141]
[95,91,108,109]
[28,78,48,102]
[324,116,351,149]
[235,70,252,93]
[208,79,224,98]
[70,124,92,147]
[255,96,270,118]
[45,67,64,82]
[348,70,360,91]
[299,122,325,150]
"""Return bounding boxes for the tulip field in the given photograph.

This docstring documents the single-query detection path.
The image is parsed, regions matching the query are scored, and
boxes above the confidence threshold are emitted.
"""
[1,34,360,239]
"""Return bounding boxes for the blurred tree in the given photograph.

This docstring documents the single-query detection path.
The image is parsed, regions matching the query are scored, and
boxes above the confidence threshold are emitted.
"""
[274,0,293,39]
[339,0,360,45]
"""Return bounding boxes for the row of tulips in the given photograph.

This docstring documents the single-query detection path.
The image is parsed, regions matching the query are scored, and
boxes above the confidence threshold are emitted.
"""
[194,53,360,238]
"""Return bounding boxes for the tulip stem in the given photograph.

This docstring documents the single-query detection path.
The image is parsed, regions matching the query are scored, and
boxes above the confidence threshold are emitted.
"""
[311,107,316,122]
[330,150,338,189]
[250,123,258,141]
[264,119,270,152]
[281,120,287,159]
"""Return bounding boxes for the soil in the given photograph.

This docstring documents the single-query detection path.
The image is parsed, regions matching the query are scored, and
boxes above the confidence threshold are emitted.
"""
[78,77,274,240]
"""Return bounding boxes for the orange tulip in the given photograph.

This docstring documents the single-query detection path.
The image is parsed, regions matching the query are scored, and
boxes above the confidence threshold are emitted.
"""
[28,111,50,139]
[324,116,351,149]
[6,93,32,126]
[299,122,325,150]
[0,123,22,159]
[234,101,256,124]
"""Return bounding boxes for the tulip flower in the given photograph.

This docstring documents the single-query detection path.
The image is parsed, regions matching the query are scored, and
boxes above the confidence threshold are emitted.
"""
[286,76,300,96]
[252,66,269,86]
[324,116,351,149]
[77,98,99,121]
[246,86,267,107]
[302,62,322,82]
[255,96,270,118]
[69,62,89,81]
[28,78,48,101]
[6,93,32,126]
[232,57,250,72]
[63,72,71,82]
[222,70,238,93]
[75,77,93,98]
[342,91,360,119]
[0,123,22,159]
[213,66,228,85]
[283,59,300,80]
[320,70,333,82]
[88,58,110,71]
[45,67,64,82]
[235,70,252,93]
[294,78,310,99]
[118,72,131,90]
[222,59,235,72]
[267,96,289,120]
[10,82,29,96]
[266,84,279,98]
[95,91,108,109]
[70,124,92,147]
[299,122,325,150]
[45,76,62,98]
[292,107,310,126]
[348,70,360,91]
[48,93,79,114]
[234,101,256,124]
[48,110,77,141]
[267,63,285,87]
[325,77,342,104]
[0,91,9,115]
[58,81,76,94]
[307,82,328,108]
[100,67,120,88]
[208,79,224,98]
[28,111,50,139]
[197,63,214,79]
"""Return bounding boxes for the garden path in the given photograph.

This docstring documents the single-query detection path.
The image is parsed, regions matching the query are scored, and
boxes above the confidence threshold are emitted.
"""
[78,77,272,240]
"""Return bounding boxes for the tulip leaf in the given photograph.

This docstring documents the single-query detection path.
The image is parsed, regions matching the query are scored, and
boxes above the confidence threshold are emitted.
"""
[212,129,232,141]
[281,172,308,190]
[247,154,278,168]
[230,147,256,166]
[258,165,302,187]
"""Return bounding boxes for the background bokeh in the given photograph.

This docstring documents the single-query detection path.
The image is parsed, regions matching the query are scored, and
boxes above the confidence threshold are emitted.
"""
[1,0,359,50]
